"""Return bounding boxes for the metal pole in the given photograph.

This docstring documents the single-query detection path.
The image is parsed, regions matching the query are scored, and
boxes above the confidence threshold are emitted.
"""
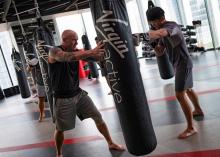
[12,0,26,37]
[0,45,14,86]
[2,0,12,22]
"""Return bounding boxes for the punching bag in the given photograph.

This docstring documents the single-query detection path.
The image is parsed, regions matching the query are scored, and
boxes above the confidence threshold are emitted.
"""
[11,48,31,98]
[81,34,99,78]
[34,17,54,116]
[147,0,174,79]
[23,41,39,66]
[156,50,174,79]
[90,0,157,155]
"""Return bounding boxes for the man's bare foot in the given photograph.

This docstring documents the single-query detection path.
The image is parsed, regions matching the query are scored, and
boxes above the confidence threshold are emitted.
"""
[56,155,62,157]
[193,110,204,117]
[38,116,43,122]
[178,128,197,139]
[109,143,125,151]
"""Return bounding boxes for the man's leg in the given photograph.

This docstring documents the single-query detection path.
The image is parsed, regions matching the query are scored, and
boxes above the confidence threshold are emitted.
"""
[95,121,125,150]
[77,93,124,150]
[176,90,197,139]
[38,97,45,122]
[54,130,64,157]
[186,89,204,116]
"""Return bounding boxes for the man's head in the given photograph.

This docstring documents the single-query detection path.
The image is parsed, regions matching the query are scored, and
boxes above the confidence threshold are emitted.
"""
[146,7,165,29]
[62,30,78,50]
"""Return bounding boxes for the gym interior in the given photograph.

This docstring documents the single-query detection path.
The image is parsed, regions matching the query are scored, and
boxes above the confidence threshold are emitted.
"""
[0,0,220,157]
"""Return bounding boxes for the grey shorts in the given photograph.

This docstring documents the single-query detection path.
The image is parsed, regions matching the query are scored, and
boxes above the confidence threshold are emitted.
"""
[36,84,46,97]
[175,66,193,92]
[53,90,103,131]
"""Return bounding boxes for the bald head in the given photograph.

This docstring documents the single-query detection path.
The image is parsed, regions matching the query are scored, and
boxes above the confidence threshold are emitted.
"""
[62,30,77,41]
[61,30,78,50]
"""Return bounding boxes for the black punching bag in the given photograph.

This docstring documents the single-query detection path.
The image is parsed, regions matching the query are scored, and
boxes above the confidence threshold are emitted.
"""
[82,34,99,78]
[34,17,54,116]
[90,0,157,155]
[23,41,39,67]
[11,48,31,98]
[156,50,174,79]
[147,0,174,79]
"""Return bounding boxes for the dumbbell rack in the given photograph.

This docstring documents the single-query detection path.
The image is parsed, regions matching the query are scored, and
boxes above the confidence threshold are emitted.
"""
[140,33,155,59]
[185,25,198,53]
[180,24,205,53]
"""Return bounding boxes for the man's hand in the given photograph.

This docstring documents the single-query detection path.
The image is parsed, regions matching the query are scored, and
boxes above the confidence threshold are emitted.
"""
[154,45,165,57]
[90,41,105,58]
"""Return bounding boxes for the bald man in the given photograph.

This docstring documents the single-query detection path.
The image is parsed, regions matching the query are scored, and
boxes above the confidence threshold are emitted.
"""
[49,30,125,157]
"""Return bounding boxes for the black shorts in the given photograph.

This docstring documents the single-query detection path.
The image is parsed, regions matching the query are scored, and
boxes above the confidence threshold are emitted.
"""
[175,66,193,92]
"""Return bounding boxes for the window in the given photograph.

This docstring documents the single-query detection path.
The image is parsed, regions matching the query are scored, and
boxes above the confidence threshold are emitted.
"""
[81,10,97,49]
[205,0,220,48]
[125,0,143,33]
[154,0,182,24]
[0,31,18,89]
[181,0,213,49]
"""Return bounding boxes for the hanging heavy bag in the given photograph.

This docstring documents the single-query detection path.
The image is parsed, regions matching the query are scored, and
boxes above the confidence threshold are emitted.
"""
[34,17,55,116]
[11,48,31,98]
[154,43,174,79]
[90,0,157,155]
[81,34,99,78]
[23,41,39,66]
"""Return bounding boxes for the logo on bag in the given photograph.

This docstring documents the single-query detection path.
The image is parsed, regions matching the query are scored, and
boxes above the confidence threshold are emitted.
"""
[96,10,129,59]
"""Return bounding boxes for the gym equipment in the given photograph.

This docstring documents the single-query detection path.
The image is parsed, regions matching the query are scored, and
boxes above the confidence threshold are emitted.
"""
[183,24,205,53]
[11,48,31,98]
[34,17,54,117]
[90,0,157,155]
[3,86,20,97]
[23,41,39,66]
[140,33,155,58]
[81,34,99,78]
[146,1,174,79]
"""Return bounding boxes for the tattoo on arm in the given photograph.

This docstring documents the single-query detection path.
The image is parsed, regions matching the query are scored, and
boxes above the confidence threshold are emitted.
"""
[49,47,78,62]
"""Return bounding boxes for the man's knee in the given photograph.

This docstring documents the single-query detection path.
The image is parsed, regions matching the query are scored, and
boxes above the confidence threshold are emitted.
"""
[175,90,186,100]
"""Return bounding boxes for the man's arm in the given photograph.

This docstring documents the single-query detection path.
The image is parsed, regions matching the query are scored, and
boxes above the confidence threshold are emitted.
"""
[148,29,168,40]
[48,42,104,63]
[148,26,183,48]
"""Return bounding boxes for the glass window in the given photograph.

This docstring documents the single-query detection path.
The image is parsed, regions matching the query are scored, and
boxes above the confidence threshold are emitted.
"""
[81,10,97,49]
[138,0,182,30]
[125,0,143,33]
[181,0,213,49]
[205,0,220,47]
[0,31,18,89]
[154,0,182,24]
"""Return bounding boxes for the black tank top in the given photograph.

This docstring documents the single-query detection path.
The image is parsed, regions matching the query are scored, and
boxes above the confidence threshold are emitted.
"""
[49,46,82,98]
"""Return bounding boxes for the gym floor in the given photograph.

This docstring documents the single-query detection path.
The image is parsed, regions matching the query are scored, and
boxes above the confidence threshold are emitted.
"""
[0,50,220,157]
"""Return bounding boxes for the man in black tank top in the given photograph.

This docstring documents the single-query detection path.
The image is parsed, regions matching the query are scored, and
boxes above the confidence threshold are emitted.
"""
[146,7,204,139]
[49,30,124,157]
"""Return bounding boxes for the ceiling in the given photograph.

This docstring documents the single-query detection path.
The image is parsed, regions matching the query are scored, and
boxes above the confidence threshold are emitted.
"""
[0,0,90,23]
[0,0,90,45]
[11,19,55,45]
